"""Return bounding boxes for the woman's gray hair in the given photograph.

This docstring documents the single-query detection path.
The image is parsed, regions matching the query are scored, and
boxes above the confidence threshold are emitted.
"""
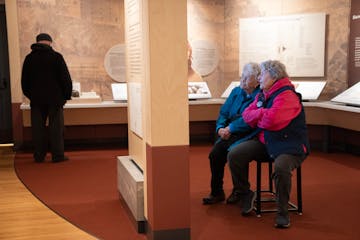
[242,62,261,78]
[260,60,288,80]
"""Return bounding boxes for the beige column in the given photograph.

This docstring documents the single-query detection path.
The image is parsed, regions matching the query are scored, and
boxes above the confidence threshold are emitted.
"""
[125,0,189,239]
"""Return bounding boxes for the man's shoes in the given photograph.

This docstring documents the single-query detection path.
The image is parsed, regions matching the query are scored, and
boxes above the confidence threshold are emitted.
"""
[52,156,69,163]
[34,158,45,163]
[33,153,45,163]
[241,190,256,215]
[274,214,291,228]
[226,190,242,204]
[202,192,225,205]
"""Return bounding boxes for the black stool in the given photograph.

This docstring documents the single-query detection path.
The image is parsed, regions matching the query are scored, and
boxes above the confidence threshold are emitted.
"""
[254,159,302,217]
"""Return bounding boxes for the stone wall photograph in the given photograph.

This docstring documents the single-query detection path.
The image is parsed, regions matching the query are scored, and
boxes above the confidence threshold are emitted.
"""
[17,0,124,100]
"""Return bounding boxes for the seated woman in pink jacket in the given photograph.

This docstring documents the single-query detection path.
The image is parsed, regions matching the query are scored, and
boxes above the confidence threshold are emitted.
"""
[227,60,309,228]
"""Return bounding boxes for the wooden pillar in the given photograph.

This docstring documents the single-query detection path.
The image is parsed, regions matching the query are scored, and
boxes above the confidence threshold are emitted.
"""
[124,0,189,239]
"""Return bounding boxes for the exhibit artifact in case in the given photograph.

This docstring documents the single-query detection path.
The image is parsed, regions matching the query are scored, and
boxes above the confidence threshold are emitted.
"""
[69,81,101,103]
[331,82,360,107]
[188,82,212,99]
[221,81,240,98]
[221,80,325,101]
[291,81,326,101]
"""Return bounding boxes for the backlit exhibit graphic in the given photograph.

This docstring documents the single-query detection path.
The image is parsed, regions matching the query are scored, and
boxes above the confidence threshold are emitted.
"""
[331,81,360,106]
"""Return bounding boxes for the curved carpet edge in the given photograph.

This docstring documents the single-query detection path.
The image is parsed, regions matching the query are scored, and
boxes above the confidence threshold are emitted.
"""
[14,149,145,240]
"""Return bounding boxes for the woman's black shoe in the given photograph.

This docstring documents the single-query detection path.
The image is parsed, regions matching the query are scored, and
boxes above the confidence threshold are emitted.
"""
[52,156,69,163]
[202,192,225,205]
[226,190,242,204]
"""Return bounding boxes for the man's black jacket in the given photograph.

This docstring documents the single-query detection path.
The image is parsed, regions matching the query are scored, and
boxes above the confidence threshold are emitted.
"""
[21,43,72,106]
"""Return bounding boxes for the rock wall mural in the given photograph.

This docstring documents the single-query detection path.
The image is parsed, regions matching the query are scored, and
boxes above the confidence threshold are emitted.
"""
[17,0,351,100]
[17,0,124,100]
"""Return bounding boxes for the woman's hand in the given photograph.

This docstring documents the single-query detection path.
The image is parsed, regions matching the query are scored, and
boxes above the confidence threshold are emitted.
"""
[218,127,231,140]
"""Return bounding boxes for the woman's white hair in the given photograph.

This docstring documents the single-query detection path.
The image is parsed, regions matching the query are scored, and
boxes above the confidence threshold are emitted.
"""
[260,60,288,80]
[242,62,261,78]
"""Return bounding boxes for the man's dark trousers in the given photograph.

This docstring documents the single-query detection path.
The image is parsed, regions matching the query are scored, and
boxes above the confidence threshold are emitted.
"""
[30,104,65,161]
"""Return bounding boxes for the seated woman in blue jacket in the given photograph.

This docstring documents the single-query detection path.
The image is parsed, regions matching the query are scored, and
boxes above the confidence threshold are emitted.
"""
[203,62,261,205]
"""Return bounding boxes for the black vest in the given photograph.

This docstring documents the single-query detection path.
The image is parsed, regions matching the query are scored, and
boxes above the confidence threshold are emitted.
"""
[260,86,310,159]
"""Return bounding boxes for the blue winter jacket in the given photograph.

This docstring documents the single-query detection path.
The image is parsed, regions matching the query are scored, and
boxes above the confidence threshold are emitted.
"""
[215,86,260,150]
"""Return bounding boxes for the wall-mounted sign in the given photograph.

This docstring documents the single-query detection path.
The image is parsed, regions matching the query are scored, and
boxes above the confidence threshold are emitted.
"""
[239,13,326,77]
[104,44,126,82]
[128,82,142,137]
[348,0,360,87]
[190,40,219,76]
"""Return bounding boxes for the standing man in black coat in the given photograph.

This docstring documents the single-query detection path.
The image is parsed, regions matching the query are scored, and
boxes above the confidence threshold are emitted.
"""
[21,33,72,163]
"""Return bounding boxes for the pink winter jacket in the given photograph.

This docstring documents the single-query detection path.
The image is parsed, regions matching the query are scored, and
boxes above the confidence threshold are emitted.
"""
[242,78,301,144]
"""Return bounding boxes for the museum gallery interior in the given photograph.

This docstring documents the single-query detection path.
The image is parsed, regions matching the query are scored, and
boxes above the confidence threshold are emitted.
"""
[0,0,359,240]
